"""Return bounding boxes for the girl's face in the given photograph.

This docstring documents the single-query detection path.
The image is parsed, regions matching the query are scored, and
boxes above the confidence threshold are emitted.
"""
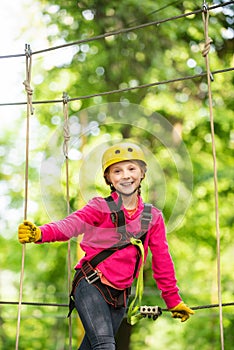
[107,160,144,195]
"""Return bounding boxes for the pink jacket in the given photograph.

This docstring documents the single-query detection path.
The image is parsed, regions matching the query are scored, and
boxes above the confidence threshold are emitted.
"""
[39,192,182,309]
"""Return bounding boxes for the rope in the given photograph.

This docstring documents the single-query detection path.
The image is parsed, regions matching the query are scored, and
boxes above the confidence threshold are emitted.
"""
[0,67,233,108]
[202,4,224,350]
[15,44,33,350]
[0,1,232,59]
[127,238,145,325]
[31,9,204,56]
[62,92,72,349]
[1,299,233,311]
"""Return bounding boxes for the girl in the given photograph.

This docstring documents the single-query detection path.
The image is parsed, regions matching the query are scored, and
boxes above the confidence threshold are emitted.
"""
[18,142,194,350]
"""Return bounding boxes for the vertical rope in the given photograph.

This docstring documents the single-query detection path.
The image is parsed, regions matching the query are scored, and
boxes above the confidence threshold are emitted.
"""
[202,4,224,350]
[62,92,72,349]
[15,44,34,350]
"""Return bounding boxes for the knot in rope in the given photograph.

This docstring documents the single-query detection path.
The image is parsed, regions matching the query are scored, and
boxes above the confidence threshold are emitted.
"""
[202,37,213,57]
[23,80,33,96]
[63,122,70,158]
[23,80,34,115]
[63,121,71,143]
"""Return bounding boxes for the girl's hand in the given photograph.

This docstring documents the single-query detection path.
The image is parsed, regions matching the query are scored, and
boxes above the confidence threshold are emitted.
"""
[18,220,41,243]
[170,301,194,322]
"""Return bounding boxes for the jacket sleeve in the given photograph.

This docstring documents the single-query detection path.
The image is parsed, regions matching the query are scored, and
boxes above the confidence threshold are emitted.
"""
[148,210,182,309]
[38,197,104,243]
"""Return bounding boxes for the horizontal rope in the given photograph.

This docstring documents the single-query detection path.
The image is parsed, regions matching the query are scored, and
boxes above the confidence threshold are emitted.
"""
[0,2,233,60]
[31,8,204,56]
[0,53,26,59]
[0,300,233,311]
[0,67,233,108]
[0,300,68,307]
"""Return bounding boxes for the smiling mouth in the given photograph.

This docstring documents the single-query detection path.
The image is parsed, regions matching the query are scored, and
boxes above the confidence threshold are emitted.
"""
[120,181,134,187]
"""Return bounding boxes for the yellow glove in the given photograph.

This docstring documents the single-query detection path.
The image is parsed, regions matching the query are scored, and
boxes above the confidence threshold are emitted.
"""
[18,220,41,244]
[170,301,194,322]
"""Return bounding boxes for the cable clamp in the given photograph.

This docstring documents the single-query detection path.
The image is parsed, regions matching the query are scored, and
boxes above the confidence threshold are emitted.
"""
[202,1,209,12]
[25,43,32,57]
[62,91,69,104]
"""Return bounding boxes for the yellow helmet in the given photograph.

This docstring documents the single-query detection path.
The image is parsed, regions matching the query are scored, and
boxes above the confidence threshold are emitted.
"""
[102,142,147,174]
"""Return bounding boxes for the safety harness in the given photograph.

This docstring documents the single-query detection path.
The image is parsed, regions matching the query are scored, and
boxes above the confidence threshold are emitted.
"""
[68,195,152,325]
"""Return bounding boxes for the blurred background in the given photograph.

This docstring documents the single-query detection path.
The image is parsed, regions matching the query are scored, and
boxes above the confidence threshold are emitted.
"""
[0,0,233,349]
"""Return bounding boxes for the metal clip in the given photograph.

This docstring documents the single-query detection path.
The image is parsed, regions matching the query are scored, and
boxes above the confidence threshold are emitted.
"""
[140,305,162,320]
[110,212,117,224]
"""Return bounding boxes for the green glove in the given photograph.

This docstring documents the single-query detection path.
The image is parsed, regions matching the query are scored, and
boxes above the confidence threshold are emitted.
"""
[170,301,194,322]
[18,220,41,244]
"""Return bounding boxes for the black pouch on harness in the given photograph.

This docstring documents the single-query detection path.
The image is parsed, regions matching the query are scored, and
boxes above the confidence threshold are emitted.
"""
[92,280,130,309]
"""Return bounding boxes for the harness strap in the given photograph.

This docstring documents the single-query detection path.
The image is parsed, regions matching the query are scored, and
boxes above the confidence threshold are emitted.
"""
[104,196,152,281]
[105,195,126,235]
[141,203,152,231]
[68,196,152,319]
[105,195,152,238]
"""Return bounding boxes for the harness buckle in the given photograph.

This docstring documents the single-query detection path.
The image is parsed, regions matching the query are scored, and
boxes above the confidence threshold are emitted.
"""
[141,212,152,221]
[110,212,117,224]
[85,270,100,284]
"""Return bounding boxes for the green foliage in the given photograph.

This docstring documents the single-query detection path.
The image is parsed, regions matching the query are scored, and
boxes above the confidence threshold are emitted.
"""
[0,0,233,349]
